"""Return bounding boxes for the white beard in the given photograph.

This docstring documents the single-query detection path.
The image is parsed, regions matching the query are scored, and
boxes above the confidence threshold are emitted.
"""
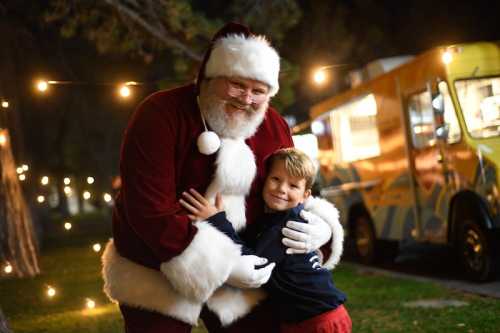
[198,83,268,140]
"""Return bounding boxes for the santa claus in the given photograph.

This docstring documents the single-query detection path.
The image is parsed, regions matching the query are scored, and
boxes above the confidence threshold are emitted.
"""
[101,22,344,333]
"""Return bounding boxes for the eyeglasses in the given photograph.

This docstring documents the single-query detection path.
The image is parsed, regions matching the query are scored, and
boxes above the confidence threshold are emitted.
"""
[224,78,269,105]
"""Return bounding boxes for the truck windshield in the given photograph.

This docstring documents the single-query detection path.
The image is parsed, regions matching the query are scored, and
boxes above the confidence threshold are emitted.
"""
[455,76,500,139]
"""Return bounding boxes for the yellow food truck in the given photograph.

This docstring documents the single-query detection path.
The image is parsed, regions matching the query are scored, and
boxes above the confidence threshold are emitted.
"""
[308,41,500,281]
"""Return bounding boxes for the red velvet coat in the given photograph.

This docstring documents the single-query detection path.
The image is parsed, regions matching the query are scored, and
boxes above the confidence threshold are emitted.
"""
[113,83,293,272]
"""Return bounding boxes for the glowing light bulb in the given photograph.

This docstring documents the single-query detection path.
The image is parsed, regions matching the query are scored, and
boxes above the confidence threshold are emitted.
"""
[41,176,49,186]
[64,222,72,230]
[1,101,8,108]
[92,243,101,252]
[37,80,49,92]
[37,195,45,203]
[313,69,327,85]
[22,164,29,171]
[64,186,72,195]
[442,51,453,64]
[47,286,56,298]
[86,298,96,309]
[87,176,95,184]
[0,133,7,146]
[83,191,91,200]
[103,193,112,203]
[19,174,26,181]
[4,263,12,274]
[63,177,71,185]
[16,167,23,174]
[119,85,131,98]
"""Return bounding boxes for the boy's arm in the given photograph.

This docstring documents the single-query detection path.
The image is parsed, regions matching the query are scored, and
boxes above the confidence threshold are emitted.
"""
[180,189,254,255]
[206,211,254,255]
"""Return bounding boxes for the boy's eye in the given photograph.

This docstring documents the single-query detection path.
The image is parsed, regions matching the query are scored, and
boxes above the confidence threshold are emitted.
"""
[291,184,299,189]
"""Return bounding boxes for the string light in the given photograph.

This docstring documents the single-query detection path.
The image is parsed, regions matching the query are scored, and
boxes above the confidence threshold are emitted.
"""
[64,222,72,230]
[22,164,29,171]
[64,186,72,195]
[16,167,24,174]
[36,80,49,92]
[46,285,56,298]
[103,193,112,203]
[41,176,49,186]
[83,191,91,200]
[313,69,327,85]
[118,85,131,98]
[442,51,453,64]
[37,195,45,203]
[92,243,101,252]
[86,298,96,309]
[3,263,12,274]
[0,132,7,146]
[19,174,26,181]
[1,100,8,109]
[87,176,95,184]
[64,177,71,185]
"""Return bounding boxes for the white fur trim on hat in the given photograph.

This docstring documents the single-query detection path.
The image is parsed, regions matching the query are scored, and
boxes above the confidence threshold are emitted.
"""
[205,34,280,96]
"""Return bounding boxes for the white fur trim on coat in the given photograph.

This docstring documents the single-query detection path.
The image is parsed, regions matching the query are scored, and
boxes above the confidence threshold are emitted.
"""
[101,240,202,325]
[205,34,280,96]
[205,138,256,231]
[160,221,241,303]
[304,196,344,270]
[206,286,267,327]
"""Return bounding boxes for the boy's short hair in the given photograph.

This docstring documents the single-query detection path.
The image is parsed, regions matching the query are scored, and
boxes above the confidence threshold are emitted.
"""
[267,148,316,190]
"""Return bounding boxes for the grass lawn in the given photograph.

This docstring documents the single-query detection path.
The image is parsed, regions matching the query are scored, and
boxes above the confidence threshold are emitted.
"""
[1,230,499,333]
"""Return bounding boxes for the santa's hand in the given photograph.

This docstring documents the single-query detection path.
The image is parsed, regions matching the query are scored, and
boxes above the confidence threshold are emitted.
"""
[282,210,332,254]
[226,255,275,289]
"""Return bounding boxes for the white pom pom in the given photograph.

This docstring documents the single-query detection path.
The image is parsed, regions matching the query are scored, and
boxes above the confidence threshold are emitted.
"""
[197,131,221,155]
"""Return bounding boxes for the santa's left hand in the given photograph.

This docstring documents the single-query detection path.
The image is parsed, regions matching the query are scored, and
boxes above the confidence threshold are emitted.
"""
[282,210,332,254]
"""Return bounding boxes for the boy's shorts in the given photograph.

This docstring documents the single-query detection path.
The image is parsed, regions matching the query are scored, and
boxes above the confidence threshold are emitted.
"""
[279,305,352,333]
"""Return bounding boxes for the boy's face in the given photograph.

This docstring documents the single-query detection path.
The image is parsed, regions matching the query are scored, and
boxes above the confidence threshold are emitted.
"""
[262,159,311,211]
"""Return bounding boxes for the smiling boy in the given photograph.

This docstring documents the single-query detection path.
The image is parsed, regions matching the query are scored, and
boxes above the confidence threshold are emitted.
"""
[180,148,351,332]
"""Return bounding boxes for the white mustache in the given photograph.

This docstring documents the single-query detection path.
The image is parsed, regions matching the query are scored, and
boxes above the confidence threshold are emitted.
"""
[225,98,255,112]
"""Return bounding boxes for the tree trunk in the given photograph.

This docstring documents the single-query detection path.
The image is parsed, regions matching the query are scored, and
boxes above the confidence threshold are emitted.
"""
[0,129,40,277]
[0,308,12,333]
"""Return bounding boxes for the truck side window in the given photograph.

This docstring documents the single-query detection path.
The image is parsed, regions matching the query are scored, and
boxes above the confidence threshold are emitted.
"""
[408,91,436,148]
[329,94,380,162]
[438,81,461,144]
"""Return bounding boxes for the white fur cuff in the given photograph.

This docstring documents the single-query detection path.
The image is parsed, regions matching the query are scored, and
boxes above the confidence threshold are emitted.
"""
[304,197,344,270]
[206,286,267,327]
[101,240,202,325]
[160,221,242,302]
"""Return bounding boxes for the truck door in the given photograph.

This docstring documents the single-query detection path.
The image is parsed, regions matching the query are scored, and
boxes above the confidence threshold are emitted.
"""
[406,85,449,243]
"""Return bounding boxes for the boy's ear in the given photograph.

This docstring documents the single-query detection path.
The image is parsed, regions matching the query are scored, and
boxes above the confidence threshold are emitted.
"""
[303,189,312,200]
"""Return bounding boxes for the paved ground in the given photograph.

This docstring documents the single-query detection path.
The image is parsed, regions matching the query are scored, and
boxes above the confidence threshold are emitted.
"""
[343,241,500,299]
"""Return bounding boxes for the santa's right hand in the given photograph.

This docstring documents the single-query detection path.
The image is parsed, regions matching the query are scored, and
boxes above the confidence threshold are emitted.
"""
[226,255,275,289]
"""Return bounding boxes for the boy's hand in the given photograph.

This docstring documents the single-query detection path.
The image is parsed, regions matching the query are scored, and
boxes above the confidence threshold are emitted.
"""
[179,189,223,221]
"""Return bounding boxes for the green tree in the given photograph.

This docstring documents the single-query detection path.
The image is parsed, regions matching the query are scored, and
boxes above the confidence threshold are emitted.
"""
[46,0,302,109]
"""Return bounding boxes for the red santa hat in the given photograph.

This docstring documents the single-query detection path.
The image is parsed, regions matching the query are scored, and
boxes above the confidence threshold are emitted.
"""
[197,22,280,96]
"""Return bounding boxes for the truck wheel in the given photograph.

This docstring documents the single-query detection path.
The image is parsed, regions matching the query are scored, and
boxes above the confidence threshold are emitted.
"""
[354,215,376,264]
[458,222,495,281]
